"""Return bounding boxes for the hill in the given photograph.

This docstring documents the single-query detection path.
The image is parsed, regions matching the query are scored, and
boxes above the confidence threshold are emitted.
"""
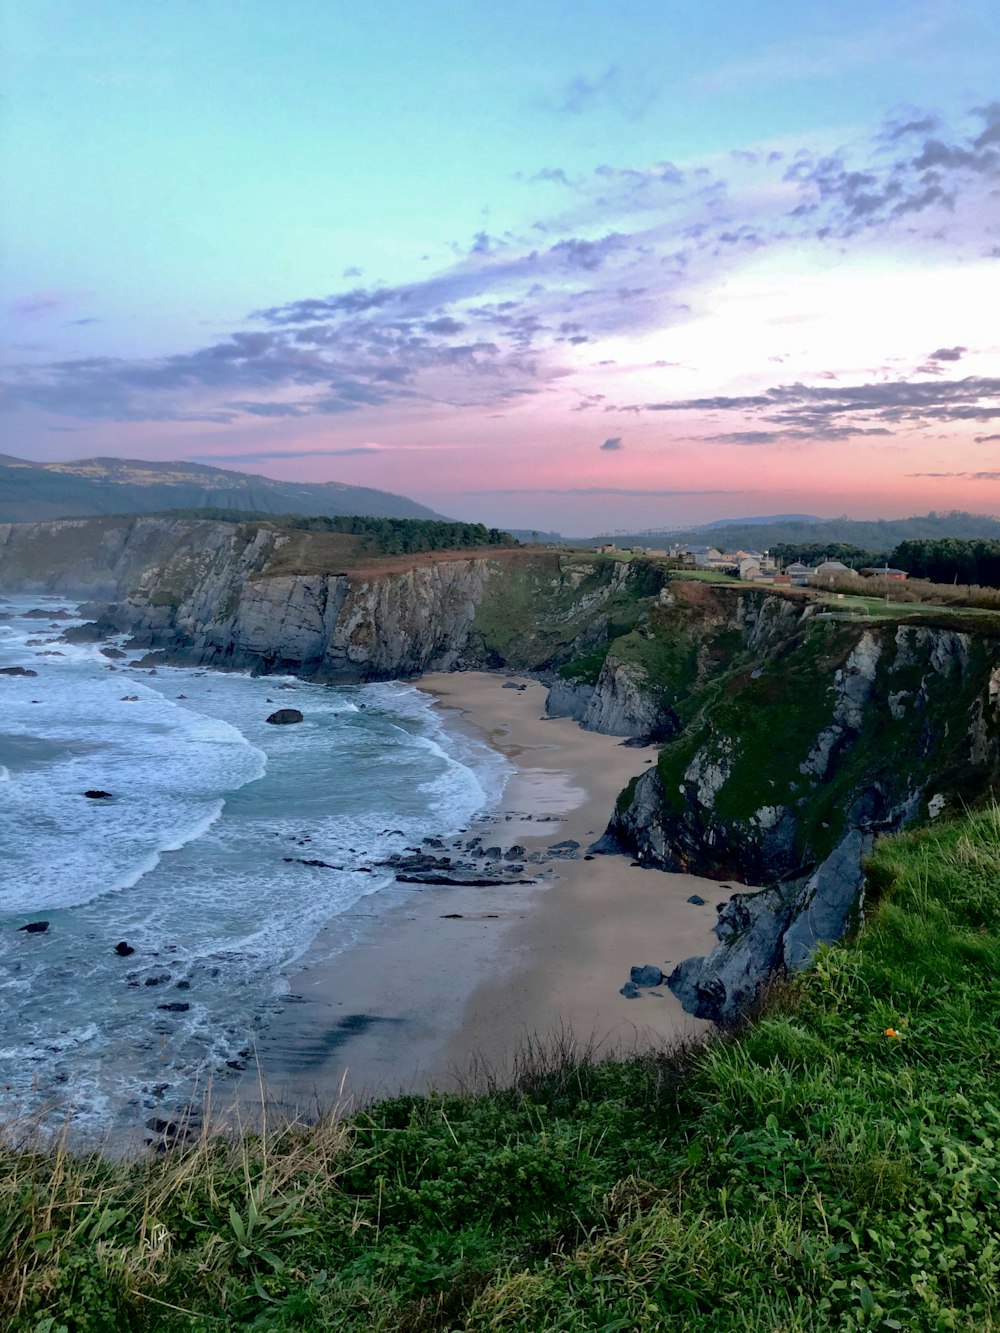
[578,510,1000,552]
[0,454,447,523]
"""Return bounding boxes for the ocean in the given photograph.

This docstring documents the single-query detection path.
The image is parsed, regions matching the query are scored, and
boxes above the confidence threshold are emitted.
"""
[0,595,509,1140]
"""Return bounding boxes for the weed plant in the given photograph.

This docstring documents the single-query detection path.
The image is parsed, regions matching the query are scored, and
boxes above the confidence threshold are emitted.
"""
[2,809,998,1330]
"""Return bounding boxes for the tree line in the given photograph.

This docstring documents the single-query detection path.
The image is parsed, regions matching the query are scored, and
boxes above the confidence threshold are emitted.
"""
[770,537,1000,589]
[158,508,515,555]
[887,538,1000,587]
[284,514,515,554]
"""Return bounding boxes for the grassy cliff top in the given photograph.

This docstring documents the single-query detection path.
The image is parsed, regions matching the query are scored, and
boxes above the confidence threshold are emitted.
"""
[2,807,997,1330]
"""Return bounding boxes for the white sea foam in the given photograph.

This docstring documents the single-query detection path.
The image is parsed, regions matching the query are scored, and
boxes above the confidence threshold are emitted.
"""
[0,597,512,1135]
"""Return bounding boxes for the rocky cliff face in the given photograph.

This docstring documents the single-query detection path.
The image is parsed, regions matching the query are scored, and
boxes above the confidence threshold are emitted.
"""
[603,610,1000,1023]
[0,516,239,600]
[0,515,669,691]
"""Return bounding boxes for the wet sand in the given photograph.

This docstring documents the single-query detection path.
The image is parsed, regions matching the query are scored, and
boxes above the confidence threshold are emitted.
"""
[251,675,721,1119]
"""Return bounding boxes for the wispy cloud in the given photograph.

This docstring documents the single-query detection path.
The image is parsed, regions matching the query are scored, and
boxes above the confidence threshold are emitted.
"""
[2,103,996,431]
[646,376,1000,439]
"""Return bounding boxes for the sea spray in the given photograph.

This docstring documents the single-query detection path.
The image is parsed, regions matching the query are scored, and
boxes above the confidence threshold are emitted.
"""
[0,597,510,1137]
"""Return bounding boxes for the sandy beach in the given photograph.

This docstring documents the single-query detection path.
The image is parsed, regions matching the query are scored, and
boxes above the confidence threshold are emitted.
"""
[252,674,722,1118]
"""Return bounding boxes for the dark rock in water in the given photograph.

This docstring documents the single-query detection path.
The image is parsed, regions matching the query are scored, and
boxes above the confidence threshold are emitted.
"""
[120,694,139,701]
[18,920,49,934]
[114,941,135,956]
[84,789,113,800]
[0,666,38,677]
[619,981,641,999]
[157,1002,190,1012]
[630,964,664,987]
[296,858,344,870]
[686,894,706,906]
[145,1118,178,1135]
[144,973,171,987]
[100,647,126,660]
[24,607,73,620]
[175,980,191,989]
[266,708,303,725]
[504,845,526,860]
[440,913,464,919]
[61,622,105,643]
[278,683,296,690]
[422,837,445,848]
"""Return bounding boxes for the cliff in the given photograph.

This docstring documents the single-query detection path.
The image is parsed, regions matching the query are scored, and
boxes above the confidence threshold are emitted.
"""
[0,515,667,685]
[600,595,1000,1021]
[5,517,1000,1025]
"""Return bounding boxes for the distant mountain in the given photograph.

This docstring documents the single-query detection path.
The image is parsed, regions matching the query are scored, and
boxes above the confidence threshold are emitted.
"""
[576,512,1000,552]
[0,455,448,523]
[694,513,823,530]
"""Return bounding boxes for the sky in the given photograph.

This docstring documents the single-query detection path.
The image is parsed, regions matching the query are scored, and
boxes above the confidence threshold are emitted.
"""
[2,0,999,533]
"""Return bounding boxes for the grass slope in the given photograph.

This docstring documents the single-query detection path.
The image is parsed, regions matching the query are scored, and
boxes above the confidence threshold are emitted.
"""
[2,812,999,1331]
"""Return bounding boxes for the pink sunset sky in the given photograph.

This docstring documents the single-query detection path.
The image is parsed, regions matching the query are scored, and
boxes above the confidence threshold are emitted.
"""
[3,3,999,532]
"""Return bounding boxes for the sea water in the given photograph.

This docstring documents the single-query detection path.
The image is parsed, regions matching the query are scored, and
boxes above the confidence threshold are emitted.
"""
[0,595,509,1138]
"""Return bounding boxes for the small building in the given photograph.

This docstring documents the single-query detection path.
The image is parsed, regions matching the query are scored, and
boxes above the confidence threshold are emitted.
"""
[595,543,617,553]
[861,565,908,581]
[738,557,762,580]
[810,560,857,585]
[786,561,812,586]
[772,573,792,586]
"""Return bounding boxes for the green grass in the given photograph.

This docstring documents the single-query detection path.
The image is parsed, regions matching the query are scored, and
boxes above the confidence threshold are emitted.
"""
[671,569,746,584]
[2,808,999,1330]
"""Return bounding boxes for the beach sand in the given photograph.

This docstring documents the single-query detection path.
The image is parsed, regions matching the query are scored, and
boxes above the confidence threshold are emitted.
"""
[251,674,723,1119]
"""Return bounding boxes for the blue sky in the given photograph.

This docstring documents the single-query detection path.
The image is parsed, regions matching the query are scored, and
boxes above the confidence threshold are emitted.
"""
[3,0,999,529]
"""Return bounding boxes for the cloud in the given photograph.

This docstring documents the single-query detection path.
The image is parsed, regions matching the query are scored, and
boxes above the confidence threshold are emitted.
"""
[976,434,1000,444]
[600,436,624,451]
[882,113,941,142]
[9,292,73,319]
[2,103,995,430]
[442,487,736,497]
[531,167,572,186]
[908,471,1000,481]
[646,376,1000,436]
[196,446,388,462]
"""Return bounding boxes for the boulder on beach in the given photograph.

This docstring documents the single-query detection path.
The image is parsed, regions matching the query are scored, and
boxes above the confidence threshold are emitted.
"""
[266,708,304,725]
[630,964,664,987]
[18,921,49,934]
[84,789,113,800]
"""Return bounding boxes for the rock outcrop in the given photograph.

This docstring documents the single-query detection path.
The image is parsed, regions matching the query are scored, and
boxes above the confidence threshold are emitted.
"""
[604,613,1000,1023]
